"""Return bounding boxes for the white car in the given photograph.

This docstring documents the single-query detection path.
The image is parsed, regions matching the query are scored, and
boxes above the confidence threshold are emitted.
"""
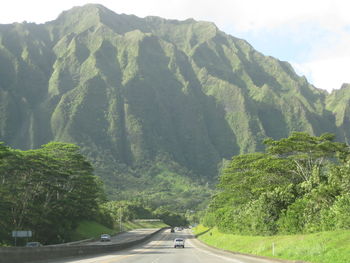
[174,238,185,248]
[100,234,111,242]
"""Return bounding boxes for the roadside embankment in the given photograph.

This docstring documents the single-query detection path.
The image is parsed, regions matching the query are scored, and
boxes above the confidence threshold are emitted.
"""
[193,225,350,263]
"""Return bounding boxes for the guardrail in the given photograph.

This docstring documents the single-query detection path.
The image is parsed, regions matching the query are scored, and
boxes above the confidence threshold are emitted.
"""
[0,228,166,263]
[133,219,161,222]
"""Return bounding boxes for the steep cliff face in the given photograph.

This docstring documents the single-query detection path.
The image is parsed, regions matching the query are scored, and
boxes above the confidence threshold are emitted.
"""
[0,4,345,200]
[326,83,350,144]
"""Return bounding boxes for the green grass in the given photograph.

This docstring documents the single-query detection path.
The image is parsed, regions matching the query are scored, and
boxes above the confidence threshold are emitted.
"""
[71,220,116,240]
[193,225,350,263]
[72,220,168,241]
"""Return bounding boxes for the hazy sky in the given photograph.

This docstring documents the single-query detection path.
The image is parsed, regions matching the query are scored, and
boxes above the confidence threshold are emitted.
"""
[1,0,349,92]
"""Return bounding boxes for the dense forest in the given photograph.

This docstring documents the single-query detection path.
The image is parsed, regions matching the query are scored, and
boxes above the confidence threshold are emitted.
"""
[0,142,187,245]
[203,132,350,235]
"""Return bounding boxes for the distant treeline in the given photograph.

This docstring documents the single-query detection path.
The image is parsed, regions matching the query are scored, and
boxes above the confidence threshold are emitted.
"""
[0,142,187,245]
[203,132,350,235]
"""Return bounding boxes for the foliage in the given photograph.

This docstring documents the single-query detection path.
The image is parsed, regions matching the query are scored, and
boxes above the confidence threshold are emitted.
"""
[152,207,188,227]
[100,200,153,228]
[99,200,187,229]
[0,142,108,245]
[264,132,349,184]
[98,156,213,214]
[204,132,350,235]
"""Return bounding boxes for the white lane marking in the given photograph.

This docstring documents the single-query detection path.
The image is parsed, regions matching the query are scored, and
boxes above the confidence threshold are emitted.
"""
[57,254,131,263]
[187,238,244,263]
[150,257,161,263]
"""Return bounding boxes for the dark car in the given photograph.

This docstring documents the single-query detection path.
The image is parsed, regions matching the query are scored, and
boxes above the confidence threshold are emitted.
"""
[26,242,42,247]
[170,228,175,233]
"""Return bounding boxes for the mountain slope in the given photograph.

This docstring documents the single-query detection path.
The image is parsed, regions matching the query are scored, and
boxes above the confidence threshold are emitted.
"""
[0,4,347,208]
[326,83,350,144]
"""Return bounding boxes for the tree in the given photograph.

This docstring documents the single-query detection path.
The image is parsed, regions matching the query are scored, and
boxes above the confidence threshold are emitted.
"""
[0,142,105,244]
[204,132,350,235]
[153,207,188,227]
[264,132,349,186]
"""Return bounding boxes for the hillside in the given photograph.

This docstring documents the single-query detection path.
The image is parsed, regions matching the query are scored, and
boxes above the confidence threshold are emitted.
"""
[0,4,347,209]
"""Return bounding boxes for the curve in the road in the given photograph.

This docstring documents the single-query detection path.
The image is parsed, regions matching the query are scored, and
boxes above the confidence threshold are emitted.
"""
[47,229,293,263]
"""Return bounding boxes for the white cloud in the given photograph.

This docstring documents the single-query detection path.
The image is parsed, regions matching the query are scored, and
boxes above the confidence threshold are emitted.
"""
[292,25,350,92]
[293,56,350,92]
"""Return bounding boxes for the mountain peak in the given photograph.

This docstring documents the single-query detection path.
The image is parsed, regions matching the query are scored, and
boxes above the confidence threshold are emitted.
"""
[340,83,350,90]
[57,3,112,17]
[53,4,102,24]
[49,4,121,37]
[51,4,150,36]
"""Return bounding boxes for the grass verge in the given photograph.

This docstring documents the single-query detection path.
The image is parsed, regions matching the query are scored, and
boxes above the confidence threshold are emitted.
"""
[71,220,116,241]
[193,225,350,263]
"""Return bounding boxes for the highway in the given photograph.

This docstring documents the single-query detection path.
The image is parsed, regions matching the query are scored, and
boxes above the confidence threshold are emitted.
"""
[47,229,284,263]
[83,229,159,246]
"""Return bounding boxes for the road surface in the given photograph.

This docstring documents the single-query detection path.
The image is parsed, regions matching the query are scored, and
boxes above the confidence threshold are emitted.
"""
[48,229,284,263]
[83,229,160,246]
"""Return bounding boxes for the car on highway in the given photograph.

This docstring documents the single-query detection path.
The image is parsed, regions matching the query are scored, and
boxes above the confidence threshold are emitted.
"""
[174,238,185,248]
[25,242,42,247]
[170,228,175,233]
[100,234,111,242]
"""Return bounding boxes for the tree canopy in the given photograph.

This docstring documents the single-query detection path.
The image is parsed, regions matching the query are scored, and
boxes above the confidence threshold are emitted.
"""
[0,142,105,244]
[203,132,350,235]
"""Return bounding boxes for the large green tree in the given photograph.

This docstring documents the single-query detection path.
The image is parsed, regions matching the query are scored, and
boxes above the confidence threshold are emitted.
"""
[204,132,350,235]
[0,142,105,244]
[264,132,349,188]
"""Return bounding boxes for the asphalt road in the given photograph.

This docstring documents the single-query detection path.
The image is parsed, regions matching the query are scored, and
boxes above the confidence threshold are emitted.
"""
[48,229,284,263]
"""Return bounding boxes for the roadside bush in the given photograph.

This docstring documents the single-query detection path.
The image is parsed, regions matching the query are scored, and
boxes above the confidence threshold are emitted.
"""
[201,212,216,228]
[278,198,307,234]
[330,194,350,229]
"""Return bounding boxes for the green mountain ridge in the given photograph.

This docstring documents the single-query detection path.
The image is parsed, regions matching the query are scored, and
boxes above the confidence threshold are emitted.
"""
[0,4,349,208]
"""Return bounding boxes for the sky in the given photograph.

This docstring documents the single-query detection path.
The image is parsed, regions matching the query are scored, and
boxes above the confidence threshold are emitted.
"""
[1,0,349,92]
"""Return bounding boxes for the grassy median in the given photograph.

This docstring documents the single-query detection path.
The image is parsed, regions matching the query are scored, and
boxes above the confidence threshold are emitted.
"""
[193,225,350,263]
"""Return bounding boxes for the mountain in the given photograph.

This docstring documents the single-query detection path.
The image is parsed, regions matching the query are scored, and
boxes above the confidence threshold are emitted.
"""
[0,4,348,209]
[326,83,350,144]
